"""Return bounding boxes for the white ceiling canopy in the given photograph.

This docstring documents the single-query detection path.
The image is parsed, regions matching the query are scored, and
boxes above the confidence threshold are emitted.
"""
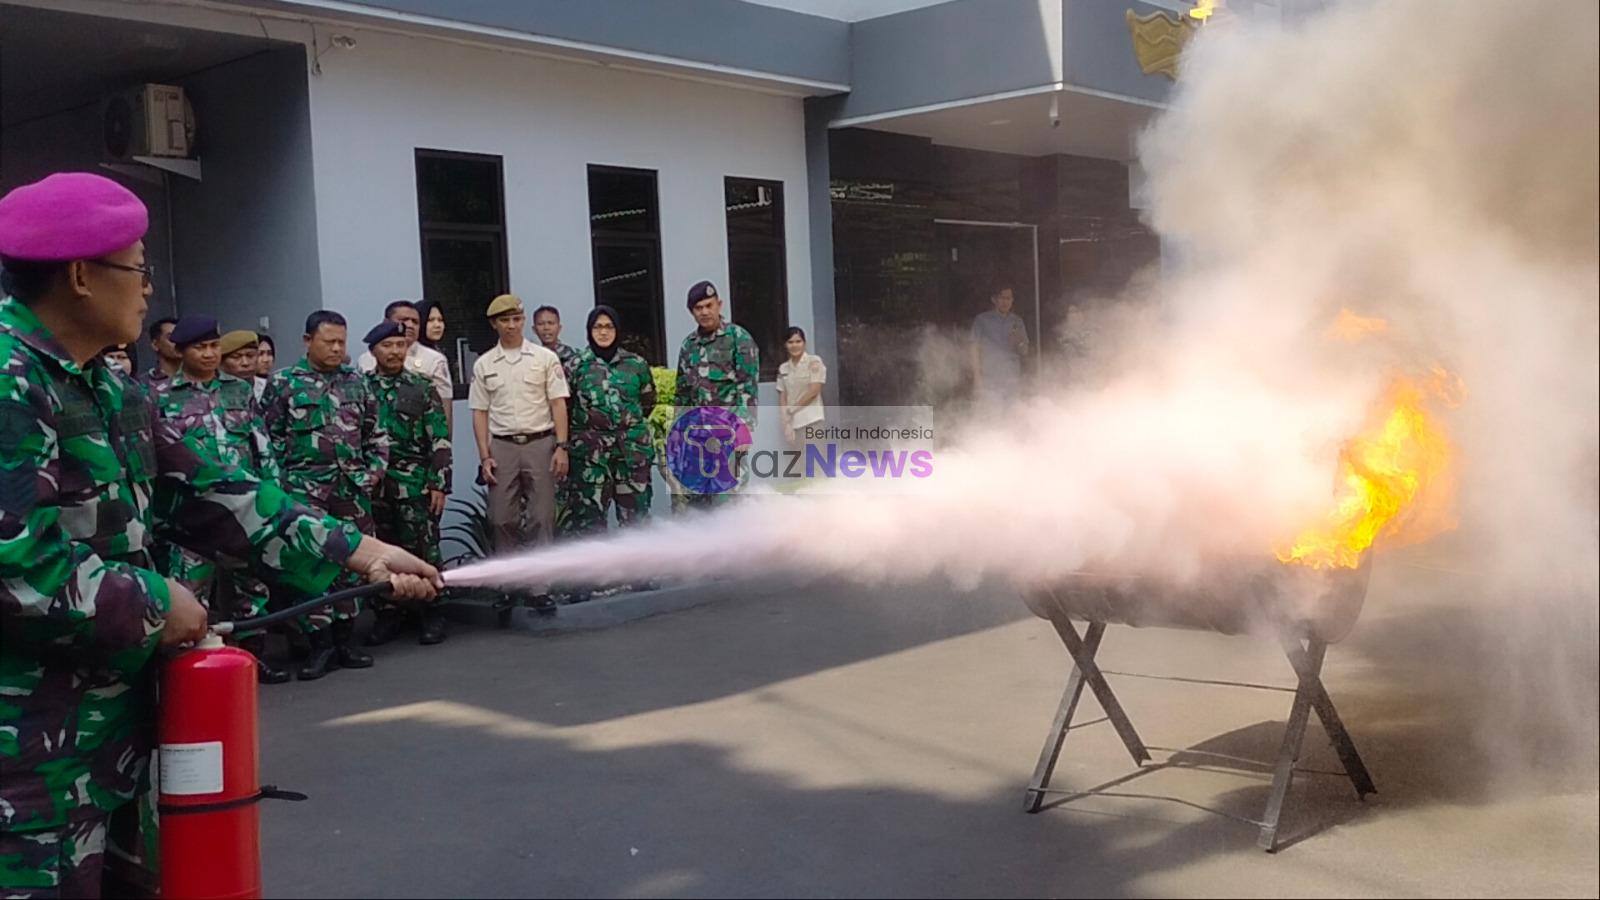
[839,87,1160,162]
[737,0,959,22]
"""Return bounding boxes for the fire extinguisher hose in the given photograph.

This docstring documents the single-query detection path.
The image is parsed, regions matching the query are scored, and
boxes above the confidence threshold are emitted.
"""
[209,582,393,637]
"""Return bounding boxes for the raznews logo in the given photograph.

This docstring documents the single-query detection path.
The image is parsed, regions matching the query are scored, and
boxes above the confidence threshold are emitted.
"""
[666,406,935,496]
[665,406,750,496]
[747,445,934,480]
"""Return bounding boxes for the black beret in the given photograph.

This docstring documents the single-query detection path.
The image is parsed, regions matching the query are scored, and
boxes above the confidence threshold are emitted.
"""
[364,320,404,347]
[686,280,718,309]
[170,316,220,348]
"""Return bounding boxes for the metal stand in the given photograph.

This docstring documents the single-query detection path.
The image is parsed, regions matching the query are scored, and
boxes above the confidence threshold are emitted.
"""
[1022,597,1376,852]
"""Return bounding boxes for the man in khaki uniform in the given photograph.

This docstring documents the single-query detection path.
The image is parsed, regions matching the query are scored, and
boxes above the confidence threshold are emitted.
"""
[469,294,571,552]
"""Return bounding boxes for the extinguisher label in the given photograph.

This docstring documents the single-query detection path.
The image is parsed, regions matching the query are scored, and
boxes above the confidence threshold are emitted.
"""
[159,741,225,795]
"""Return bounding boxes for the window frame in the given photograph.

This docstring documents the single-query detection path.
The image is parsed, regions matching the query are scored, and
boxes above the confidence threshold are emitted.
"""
[724,176,789,382]
[587,164,668,366]
[415,148,511,399]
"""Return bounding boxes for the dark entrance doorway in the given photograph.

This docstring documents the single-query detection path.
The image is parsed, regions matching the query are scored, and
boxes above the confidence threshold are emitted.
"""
[934,220,1040,376]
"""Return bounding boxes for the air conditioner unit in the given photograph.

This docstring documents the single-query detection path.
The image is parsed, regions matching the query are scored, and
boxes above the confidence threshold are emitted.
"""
[103,84,196,161]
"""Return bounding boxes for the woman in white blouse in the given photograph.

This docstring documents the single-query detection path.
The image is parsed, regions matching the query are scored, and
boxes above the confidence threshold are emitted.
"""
[776,326,827,447]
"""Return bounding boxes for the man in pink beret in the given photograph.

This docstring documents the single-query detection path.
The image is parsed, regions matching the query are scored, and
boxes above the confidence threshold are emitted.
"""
[0,172,444,897]
[0,171,155,352]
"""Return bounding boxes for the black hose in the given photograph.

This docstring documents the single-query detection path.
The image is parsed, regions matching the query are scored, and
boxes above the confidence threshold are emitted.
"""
[213,582,392,636]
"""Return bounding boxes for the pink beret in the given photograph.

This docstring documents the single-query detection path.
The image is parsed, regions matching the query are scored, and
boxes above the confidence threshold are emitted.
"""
[0,172,149,262]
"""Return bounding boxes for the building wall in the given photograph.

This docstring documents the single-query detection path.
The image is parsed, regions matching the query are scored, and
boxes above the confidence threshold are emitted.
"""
[169,46,322,342]
[0,42,317,349]
[840,0,1063,120]
[251,0,851,87]
[1061,0,1196,105]
[1,106,180,322]
[299,25,818,496]
[804,94,845,407]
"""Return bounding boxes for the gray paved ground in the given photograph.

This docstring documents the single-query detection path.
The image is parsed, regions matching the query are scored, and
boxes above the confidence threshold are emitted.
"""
[258,559,1598,898]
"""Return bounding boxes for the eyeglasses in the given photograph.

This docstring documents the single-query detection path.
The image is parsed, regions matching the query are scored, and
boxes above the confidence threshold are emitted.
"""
[89,259,155,287]
[591,323,617,332]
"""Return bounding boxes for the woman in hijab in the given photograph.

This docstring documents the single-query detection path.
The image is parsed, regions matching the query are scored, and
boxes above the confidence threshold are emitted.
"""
[416,299,446,349]
[564,305,656,536]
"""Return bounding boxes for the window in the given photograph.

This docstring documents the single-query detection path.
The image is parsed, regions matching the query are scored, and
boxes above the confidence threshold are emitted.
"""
[724,177,787,381]
[587,166,667,365]
[415,149,509,397]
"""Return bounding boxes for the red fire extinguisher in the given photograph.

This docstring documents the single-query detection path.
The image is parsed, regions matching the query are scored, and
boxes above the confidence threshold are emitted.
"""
[158,634,267,900]
[157,583,388,898]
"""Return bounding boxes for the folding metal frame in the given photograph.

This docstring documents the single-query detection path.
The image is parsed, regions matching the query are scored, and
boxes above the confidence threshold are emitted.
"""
[1022,587,1376,852]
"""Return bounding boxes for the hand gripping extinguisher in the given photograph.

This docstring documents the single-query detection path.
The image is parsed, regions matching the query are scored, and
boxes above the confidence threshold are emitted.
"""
[158,583,390,899]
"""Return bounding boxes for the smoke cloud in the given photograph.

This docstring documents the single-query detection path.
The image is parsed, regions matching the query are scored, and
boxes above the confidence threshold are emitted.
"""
[457,0,1595,605]
[450,0,1600,788]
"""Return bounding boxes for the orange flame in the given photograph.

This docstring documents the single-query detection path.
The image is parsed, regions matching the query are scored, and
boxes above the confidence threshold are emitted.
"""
[1189,0,1218,21]
[1328,308,1390,341]
[1279,369,1461,569]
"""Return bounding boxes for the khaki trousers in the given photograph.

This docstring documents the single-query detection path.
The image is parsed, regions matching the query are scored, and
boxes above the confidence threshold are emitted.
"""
[487,434,557,553]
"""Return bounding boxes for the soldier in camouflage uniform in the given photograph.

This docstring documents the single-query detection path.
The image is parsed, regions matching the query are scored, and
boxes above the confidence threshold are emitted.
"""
[148,317,289,683]
[217,329,260,382]
[362,321,452,646]
[533,305,583,535]
[674,281,760,508]
[566,306,656,534]
[135,317,179,391]
[0,172,440,898]
[261,309,390,680]
[533,304,580,372]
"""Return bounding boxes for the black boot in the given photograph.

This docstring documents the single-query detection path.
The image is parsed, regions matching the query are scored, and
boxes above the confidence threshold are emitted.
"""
[492,594,516,629]
[285,626,312,661]
[418,609,447,645]
[332,620,374,669]
[239,635,290,685]
[297,629,338,681]
[366,608,405,646]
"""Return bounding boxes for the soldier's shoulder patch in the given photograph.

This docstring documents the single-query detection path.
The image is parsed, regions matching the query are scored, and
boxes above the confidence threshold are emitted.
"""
[0,461,37,517]
[0,399,40,455]
[0,399,42,516]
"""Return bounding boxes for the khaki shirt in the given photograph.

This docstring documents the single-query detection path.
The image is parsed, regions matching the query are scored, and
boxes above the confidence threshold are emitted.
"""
[358,341,453,404]
[777,353,827,428]
[468,341,569,435]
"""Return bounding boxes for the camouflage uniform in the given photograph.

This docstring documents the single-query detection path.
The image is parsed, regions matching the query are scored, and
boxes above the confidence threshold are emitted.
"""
[674,320,759,507]
[674,321,759,426]
[548,342,579,371]
[566,348,656,533]
[0,298,362,892]
[133,366,168,393]
[547,342,582,536]
[369,368,450,565]
[261,358,388,629]
[148,372,276,619]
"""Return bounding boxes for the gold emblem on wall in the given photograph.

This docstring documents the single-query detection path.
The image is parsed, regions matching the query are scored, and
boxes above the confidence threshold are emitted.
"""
[1126,9,1197,80]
